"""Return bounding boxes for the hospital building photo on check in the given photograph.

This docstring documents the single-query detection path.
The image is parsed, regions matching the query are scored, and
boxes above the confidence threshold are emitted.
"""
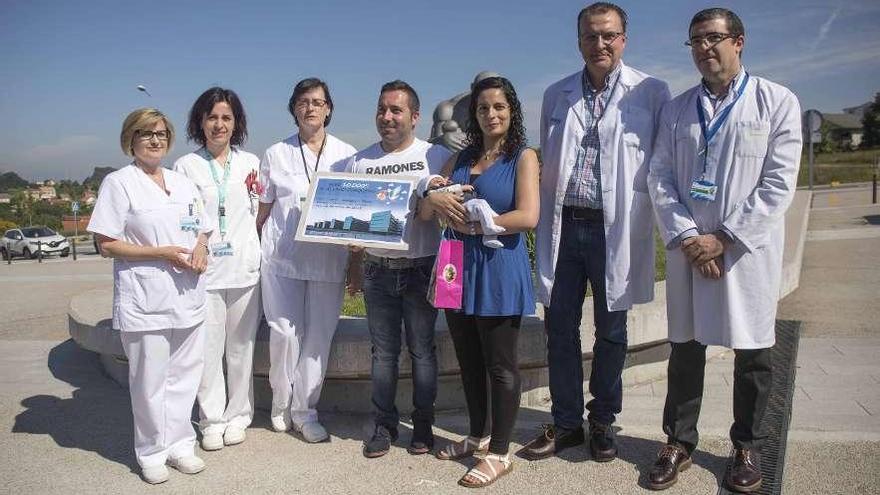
[306,209,404,239]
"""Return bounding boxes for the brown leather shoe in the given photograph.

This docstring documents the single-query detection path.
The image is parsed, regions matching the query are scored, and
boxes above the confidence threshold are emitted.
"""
[520,425,584,460]
[726,449,762,493]
[647,444,692,490]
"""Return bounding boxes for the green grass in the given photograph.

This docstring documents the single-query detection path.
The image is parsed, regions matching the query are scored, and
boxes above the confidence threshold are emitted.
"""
[808,148,879,165]
[654,230,667,281]
[797,148,879,186]
[341,292,366,317]
[797,163,877,187]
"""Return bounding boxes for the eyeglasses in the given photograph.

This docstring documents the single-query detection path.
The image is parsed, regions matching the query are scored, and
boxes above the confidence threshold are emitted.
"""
[685,32,736,48]
[294,98,328,110]
[580,31,625,45]
[135,130,169,141]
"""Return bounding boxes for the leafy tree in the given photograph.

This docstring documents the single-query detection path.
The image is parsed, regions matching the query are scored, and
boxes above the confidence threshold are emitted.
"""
[0,171,30,192]
[10,191,36,225]
[861,92,880,148]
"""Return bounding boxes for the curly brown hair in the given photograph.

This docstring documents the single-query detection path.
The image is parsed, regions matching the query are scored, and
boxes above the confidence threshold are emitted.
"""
[464,76,527,161]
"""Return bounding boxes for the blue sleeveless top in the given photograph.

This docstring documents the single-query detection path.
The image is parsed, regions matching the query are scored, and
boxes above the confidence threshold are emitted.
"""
[449,148,535,316]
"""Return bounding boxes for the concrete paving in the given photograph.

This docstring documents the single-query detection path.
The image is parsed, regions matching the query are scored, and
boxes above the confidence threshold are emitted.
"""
[1,185,878,493]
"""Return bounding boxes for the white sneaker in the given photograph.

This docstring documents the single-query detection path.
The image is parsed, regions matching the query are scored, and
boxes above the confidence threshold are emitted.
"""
[224,426,246,446]
[201,432,224,451]
[294,421,330,443]
[270,406,291,432]
[141,465,169,484]
[166,455,206,475]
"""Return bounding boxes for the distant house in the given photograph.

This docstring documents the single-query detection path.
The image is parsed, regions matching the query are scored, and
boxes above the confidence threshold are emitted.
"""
[823,113,864,149]
[843,102,872,119]
[25,185,57,201]
[0,193,10,204]
[82,190,97,205]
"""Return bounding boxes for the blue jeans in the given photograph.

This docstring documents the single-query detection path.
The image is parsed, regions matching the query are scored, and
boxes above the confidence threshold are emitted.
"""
[363,257,438,429]
[546,218,628,428]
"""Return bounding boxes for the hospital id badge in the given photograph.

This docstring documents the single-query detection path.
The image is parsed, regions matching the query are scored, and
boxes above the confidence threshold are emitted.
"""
[180,215,201,232]
[689,179,717,201]
[210,241,234,257]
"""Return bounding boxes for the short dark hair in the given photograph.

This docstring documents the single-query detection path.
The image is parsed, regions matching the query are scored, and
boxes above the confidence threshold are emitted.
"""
[689,8,745,38]
[379,80,420,113]
[465,76,527,161]
[186,87,248,147]
[578,2,628,36]
[287,78,334,127]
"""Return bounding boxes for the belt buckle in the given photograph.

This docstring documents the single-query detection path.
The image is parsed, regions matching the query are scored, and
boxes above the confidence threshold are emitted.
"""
[382,257,407,270]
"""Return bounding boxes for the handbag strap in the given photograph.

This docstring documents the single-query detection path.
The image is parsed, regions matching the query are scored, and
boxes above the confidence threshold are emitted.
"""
[443,225,459,241]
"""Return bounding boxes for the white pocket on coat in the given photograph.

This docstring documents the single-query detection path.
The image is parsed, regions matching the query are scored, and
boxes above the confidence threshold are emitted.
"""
[735,121,770,158]
[130,268,173,315]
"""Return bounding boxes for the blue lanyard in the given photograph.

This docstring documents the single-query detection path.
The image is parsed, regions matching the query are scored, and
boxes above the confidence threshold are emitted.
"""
[202,147,232,237]
[696,72,749,176]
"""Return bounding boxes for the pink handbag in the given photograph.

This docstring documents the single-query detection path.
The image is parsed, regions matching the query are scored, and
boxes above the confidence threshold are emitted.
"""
[427,230,463,309]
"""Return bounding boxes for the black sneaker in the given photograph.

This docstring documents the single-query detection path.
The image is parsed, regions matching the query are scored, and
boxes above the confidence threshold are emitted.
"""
[363,425,398,458]
[407,422,434,455]
[588,420,617,462]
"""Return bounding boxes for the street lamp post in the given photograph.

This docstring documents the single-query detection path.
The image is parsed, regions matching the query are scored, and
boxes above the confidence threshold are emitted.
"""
[136,85,152,97]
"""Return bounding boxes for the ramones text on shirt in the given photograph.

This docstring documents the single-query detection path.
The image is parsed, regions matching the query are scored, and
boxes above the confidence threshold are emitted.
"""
[364,161,426,175]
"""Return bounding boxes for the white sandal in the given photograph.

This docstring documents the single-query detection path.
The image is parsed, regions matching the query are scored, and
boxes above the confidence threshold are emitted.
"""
[436,436,490,460]
[458,453,513,488]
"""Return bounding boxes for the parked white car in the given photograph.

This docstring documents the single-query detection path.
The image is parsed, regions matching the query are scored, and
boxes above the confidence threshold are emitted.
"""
[1,226,70,259]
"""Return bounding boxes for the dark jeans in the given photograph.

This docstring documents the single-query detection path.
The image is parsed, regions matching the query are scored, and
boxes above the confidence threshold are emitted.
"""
[663,340,772,454]
[363,258,438,429]
[546,217,628,429]
[445,311,522,455]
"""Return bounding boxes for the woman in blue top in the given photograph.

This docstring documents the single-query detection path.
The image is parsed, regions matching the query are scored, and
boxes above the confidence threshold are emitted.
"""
[421,76,539,488]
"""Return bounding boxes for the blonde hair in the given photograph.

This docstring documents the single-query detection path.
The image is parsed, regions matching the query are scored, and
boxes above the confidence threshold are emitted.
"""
[119,108,175,156]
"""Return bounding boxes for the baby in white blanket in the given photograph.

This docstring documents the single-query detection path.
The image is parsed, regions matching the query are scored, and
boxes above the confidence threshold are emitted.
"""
[419,175,506,248]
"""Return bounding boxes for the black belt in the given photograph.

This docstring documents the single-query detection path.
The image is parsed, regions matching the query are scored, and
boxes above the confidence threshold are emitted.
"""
[364,253,434,270]
[562,206,604,223]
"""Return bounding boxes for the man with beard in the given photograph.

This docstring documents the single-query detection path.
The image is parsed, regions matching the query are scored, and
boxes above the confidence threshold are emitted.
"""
[346,80,453,458]
[646,8,802,492]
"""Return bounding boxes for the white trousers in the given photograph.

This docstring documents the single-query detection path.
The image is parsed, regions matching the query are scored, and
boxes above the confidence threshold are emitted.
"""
[262,273,344,425]
[197,284,262,435]
[121,325,204,468]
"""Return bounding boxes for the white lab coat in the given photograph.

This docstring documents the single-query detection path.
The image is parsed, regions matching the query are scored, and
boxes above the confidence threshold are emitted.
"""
[535,62,670,310]
[88,164,212,468]
[174,148,261,290]
[88,164,211,331]
[647,75,802,349]
[260,133,356,282]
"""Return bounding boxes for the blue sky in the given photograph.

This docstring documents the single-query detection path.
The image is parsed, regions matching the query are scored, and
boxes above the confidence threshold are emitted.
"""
[2,0,878,181]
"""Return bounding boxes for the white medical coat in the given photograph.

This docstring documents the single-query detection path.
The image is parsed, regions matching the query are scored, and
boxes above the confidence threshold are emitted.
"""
[260,133,356,282]
[647,75,803,349]
[535,62,670,310]
[88,164,212,331]
[174,148,261,290]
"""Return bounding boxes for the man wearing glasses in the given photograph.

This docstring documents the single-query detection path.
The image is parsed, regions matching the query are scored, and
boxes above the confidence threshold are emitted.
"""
[528,2,670,462]
[646,8,802,492]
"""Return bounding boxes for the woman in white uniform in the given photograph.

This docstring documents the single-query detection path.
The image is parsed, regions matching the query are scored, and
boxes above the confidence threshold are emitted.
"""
[88,108,212,484]
[256,78,356,442]
[174,87,262,452]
